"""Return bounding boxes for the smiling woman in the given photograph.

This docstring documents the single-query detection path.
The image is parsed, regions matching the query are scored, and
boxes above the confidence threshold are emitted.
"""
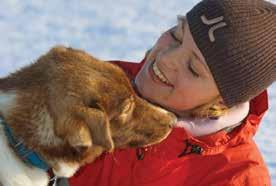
[135,15,221,114]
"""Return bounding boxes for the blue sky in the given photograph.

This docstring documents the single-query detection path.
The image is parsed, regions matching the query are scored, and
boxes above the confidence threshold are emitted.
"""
[0,0,275,183]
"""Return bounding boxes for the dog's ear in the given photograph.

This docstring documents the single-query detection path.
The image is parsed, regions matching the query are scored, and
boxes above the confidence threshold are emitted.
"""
[75,105,114,151]
[67,120,93,154]
[54,116,93,154]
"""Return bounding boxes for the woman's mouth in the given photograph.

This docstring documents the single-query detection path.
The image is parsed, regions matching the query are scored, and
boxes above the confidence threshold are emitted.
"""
[149,61,173,87]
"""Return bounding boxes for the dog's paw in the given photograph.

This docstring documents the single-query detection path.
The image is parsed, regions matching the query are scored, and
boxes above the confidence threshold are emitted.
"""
[53,162,80,178]
[1,174,33,186]
[23,166,49,186]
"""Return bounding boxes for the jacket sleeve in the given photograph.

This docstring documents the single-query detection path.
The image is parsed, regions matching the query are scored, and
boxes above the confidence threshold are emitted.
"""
[231,166,271,186]
[200,140,271,186]
[206,163,271,186]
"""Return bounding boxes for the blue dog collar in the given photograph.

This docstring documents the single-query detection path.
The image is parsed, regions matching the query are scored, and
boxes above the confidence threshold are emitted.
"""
[0,117,50,171]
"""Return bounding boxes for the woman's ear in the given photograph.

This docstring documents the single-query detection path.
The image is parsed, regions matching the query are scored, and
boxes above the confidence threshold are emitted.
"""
[218,98,225,105]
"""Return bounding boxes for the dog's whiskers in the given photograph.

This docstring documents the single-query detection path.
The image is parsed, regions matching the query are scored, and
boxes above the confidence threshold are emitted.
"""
[110,152,119,165]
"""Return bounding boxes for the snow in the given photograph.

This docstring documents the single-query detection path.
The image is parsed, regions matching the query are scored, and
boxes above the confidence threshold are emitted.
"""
[0,0,275,184]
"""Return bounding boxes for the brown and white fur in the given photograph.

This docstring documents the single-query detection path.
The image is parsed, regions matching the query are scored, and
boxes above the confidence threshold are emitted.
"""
[0,46,176,186]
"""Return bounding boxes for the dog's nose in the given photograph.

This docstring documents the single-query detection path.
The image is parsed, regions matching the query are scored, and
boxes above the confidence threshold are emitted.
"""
[169,120,176,128]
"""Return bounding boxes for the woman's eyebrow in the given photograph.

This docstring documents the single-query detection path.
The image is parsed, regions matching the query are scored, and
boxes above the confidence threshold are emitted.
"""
[177,15,186,36]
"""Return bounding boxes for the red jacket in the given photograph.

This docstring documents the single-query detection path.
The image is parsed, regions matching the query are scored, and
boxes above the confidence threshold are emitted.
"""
[69,60,271,186]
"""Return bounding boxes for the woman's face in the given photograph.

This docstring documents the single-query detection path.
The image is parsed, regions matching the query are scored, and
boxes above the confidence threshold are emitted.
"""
[135,16,220,114]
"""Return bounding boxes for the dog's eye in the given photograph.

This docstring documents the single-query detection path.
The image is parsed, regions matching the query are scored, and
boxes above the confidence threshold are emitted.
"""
[88,99,101,109]
[122,102,132,114]
[121,97,134,114]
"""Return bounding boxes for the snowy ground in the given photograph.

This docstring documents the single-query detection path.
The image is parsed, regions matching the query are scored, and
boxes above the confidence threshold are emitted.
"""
[0,0,275,184]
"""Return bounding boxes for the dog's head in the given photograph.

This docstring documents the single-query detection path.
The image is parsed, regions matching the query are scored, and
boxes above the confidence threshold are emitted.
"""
[0,46,176,177]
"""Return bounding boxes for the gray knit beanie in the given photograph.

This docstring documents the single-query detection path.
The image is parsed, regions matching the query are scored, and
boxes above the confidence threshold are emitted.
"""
[186,0,276,107]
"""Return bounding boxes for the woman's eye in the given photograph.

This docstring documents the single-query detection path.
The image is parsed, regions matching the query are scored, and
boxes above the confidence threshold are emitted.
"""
[188,62,199,77]
[170,31,182,43]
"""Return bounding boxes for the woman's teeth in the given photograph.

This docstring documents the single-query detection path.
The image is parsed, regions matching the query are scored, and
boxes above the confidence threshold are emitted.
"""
[152,62,171,85]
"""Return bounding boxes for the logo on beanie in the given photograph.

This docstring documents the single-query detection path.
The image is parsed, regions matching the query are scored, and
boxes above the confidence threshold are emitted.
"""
[200,15,227,42]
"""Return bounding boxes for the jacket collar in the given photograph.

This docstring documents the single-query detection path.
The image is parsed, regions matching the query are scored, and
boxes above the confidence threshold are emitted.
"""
[188,90,269,155]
